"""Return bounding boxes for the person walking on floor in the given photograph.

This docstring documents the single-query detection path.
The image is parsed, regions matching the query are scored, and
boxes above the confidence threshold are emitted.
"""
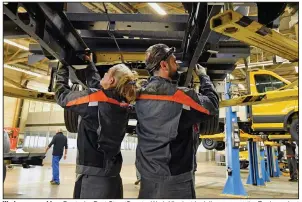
[283,140,298,182]
[45,129,68,185]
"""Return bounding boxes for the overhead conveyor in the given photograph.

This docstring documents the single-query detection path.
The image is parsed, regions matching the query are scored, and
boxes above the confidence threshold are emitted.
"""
[210,10,298,62]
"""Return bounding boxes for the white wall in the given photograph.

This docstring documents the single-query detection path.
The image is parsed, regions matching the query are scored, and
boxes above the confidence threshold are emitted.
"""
[26,111,65,125]
[4,96,18,127]
[19,100,30,133]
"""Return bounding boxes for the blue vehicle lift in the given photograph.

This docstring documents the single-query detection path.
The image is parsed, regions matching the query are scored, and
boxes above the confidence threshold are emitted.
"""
[261,144,271,182]
[222,79,247,197]
[246,141,266,186]
[266,145,281,177]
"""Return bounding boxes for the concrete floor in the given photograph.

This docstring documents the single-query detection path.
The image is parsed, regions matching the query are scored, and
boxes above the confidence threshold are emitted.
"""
[4,162,298,199]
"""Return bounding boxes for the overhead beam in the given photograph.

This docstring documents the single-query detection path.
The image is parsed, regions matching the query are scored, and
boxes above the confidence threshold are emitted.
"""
[4,76,26,89]
[239,69,247,76]
[108,3,124,13]
[81,3,103,13]
[111,3,130,13]
[65,13,189,23]
[95,52,145,64]
[4,3,89,66]
[120,3,139,13]
[5,52,30,60]
[30,37,183,53]
[4,86,55,103]
[4,57,28,65]
[5,49,21,62]
[90,3,105,13]
[133,3,148,9]
[162,3,185,13]
[13,63,48,74]
[184,5,222,86]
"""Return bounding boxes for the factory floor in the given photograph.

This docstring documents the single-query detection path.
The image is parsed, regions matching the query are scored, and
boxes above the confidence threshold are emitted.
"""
[4,162,298,199]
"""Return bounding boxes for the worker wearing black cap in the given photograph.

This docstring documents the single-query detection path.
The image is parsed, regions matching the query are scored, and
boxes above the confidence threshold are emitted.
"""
[135,44,219,198]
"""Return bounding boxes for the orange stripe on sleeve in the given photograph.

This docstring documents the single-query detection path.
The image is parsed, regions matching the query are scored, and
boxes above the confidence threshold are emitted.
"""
[137,90,210,115]
[66,94,90,107]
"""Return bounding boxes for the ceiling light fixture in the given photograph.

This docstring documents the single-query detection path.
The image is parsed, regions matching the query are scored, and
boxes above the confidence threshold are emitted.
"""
[4,39,29,51]
[4,64,42,77]
[148,3,167,15]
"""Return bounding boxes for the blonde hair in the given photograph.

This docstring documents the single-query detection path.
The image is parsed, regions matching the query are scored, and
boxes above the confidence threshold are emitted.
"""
[110,64,139,103]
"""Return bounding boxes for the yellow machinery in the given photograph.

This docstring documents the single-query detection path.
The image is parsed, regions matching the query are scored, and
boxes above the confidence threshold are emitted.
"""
[210,10,298,61]
[209,10,299,142]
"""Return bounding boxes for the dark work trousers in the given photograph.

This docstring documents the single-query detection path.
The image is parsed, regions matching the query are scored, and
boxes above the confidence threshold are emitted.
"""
[288,157,298,180]
[136,167,141,181]
[73,174,123,199]
[138,171,196,199]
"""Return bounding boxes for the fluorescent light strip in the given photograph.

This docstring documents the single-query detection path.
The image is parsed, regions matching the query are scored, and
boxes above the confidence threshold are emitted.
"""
[4,39,29,51]
[4,64,42,77]
[148,3,167,15]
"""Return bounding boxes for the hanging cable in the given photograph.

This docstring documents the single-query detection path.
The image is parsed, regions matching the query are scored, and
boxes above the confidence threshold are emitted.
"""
[102,3,125,63]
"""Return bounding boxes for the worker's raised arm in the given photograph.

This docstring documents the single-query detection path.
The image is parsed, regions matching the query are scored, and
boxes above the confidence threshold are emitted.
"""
[179,65,219,125]
[86,61,101,89]
[55,64,96,119]
[196,64,220,111]
[83,50,102,89]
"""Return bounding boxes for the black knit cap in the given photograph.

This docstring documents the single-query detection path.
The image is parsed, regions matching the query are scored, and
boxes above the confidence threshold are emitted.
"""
[145,44,176,74]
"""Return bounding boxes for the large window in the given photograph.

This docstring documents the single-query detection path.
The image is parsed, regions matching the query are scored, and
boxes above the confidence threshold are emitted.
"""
[254,74,286,93]
[23,131,48,148]
[28,101,63,112]
[37,132,47,148]
[42,103,51,112]
[53,103,64,112]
